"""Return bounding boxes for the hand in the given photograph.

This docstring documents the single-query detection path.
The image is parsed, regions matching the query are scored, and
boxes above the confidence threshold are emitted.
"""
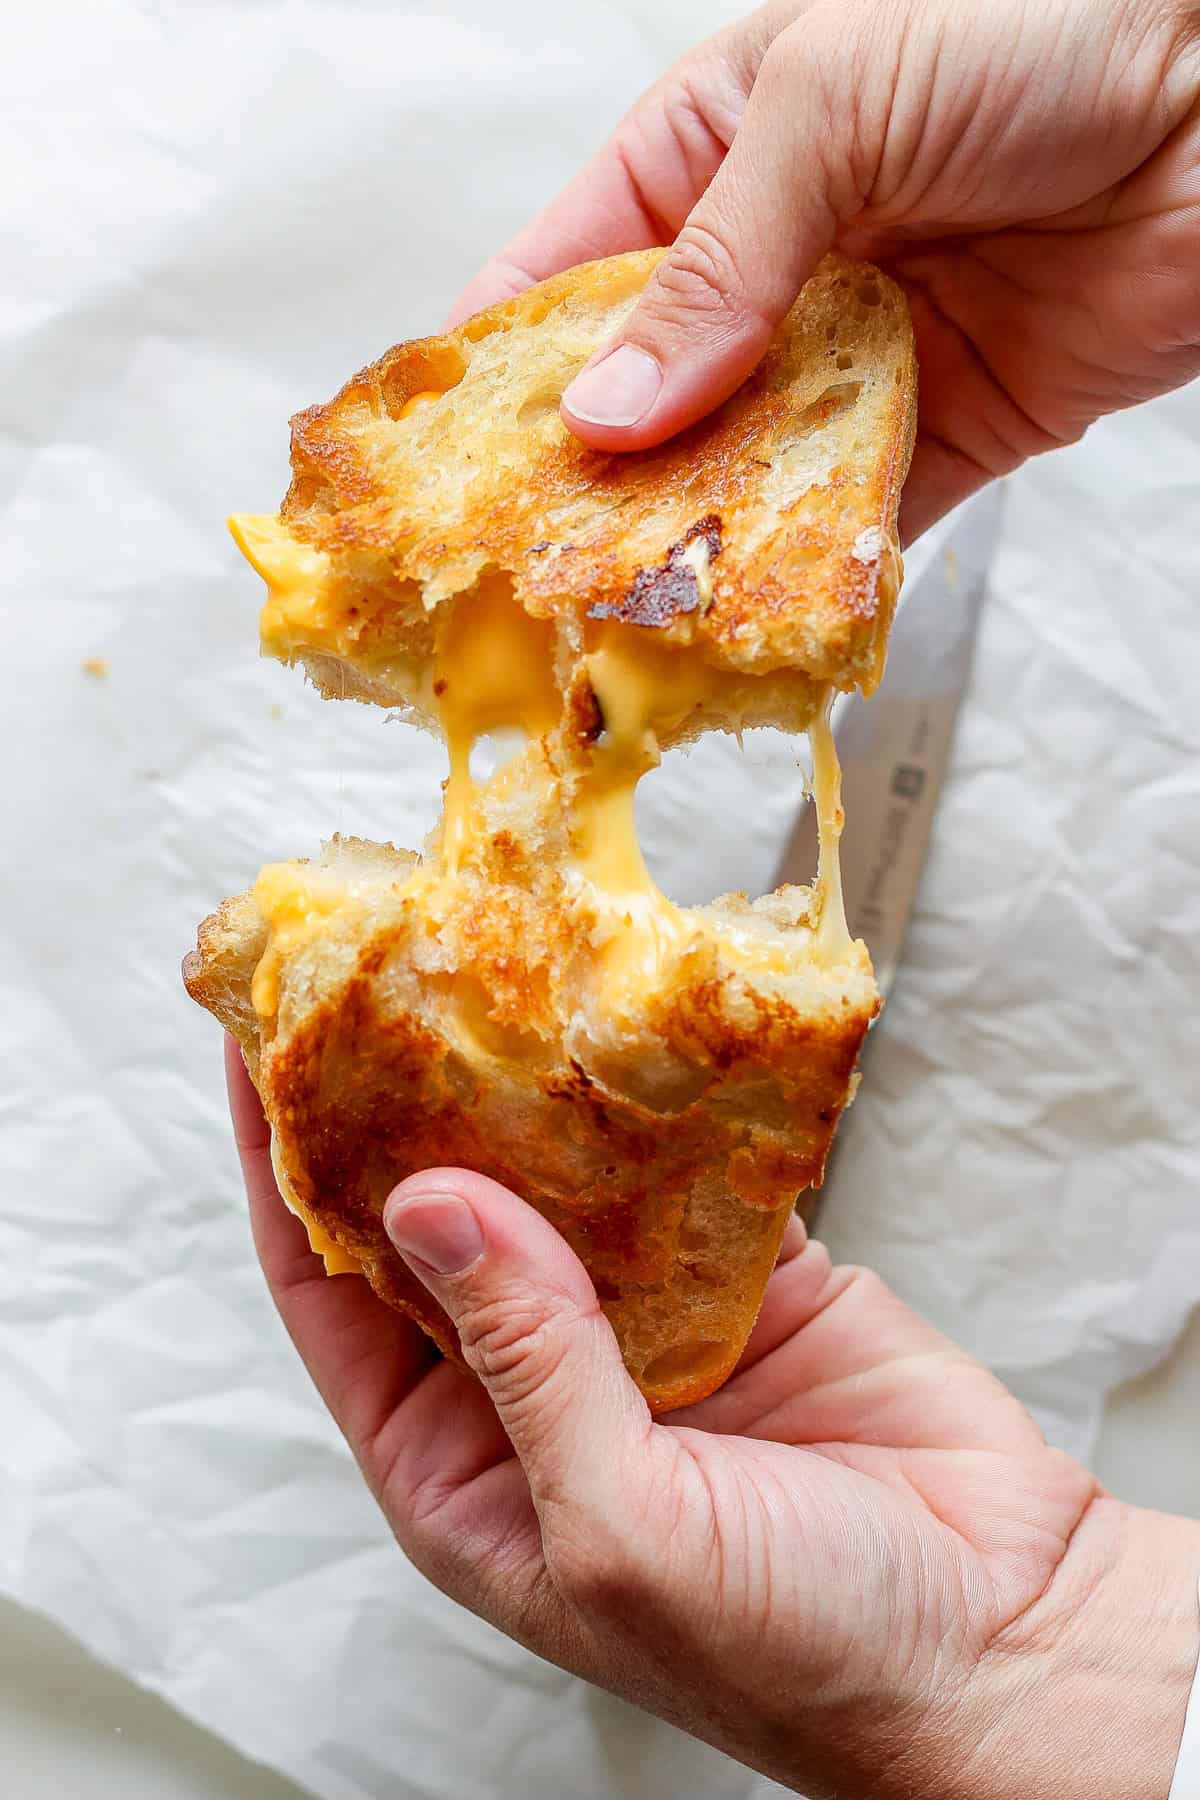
[228,1039,1199,1799]
[449,0,1200,540]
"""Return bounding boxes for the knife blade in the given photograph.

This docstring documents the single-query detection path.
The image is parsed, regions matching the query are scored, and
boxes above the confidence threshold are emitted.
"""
[774,483,1004,1000]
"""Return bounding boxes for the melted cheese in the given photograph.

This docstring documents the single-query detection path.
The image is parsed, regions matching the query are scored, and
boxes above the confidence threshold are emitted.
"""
[269,1136,361,1275]
[250,862,353,1017]
[431,578,558,871]
[301,1214,362,1275]
[397,389,442,419]
[573,627,848,992]
[229,514,335,660]
[809,689,850,960]
[235,530,853,1017]
[577,621,745,888]
[231,397,466,664]
[576,624,726,994]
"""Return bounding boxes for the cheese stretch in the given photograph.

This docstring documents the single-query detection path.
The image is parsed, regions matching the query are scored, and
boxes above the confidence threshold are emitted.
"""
[228,512,854,1265]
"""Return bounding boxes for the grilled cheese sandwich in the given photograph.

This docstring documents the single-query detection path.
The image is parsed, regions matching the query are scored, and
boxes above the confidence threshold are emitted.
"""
[186,249,916,1410]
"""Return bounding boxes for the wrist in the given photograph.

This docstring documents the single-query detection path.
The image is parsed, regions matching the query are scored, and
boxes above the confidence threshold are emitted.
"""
[949,1495,1200,1800]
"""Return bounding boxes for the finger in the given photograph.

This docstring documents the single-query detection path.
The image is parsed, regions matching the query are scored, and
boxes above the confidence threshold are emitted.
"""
[777,1208,808,1265]
[892,253,1060,541]
[734,1225,835,1372]
[444,25,762,326]
[382,1169,657,1539]
[444,157,665,327]
[899,434,994,544]
[560,14,875,448]
[224,1037,436,1468]
[672,1235,847,1441]
[686,1245,1044,1458]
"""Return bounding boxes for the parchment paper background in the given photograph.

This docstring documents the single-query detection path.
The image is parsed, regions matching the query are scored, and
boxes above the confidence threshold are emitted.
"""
[3,4,1197,1796]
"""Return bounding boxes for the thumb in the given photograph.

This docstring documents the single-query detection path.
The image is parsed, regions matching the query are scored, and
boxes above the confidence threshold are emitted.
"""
[383,1169,653,1517]
[560,17,866,450]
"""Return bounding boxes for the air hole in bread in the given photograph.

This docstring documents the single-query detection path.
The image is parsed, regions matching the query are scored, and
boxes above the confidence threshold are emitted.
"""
[380,344,468,419]
[855,280,882,307]
[773,381,862,449]
[835,352,854,371]
[642,1339,731,1389]
[444,972,546,1064]
[580,1037,711,1113]
[517,386,565,429]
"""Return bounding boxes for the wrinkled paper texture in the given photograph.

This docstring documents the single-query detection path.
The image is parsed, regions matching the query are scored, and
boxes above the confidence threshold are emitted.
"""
[3,3,1198,1797]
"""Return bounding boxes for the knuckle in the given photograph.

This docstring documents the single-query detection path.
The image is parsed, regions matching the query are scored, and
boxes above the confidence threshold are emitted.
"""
[753,26,800,100]
[767,9,874,208]
[777,1212,808,1263]
[648,220,755,329]
[457,1287,576,1400]
[801,1236,834,1288]
[840,1263,891,1309]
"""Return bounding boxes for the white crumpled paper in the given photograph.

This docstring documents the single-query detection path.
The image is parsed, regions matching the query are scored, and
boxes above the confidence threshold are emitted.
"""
[3,3,1198,1797]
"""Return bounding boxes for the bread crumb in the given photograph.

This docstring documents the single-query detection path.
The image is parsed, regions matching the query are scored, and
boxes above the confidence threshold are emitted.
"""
[82,656,109,678]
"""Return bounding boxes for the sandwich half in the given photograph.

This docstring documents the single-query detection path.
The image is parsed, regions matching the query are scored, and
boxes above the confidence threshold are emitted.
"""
[185,249,916,1411]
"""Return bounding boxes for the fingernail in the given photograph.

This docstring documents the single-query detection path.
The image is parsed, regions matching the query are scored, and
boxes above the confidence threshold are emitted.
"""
[562,344,662,428]
[384,1189,485,1276]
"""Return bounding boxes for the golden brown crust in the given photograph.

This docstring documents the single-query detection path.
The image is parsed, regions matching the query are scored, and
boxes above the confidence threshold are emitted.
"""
[268,250,915,710]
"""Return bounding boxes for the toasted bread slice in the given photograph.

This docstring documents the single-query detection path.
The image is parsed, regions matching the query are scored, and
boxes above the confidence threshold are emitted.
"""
[188,251,916,1411]
[230,250,914,730]
[187,825,876,1412]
